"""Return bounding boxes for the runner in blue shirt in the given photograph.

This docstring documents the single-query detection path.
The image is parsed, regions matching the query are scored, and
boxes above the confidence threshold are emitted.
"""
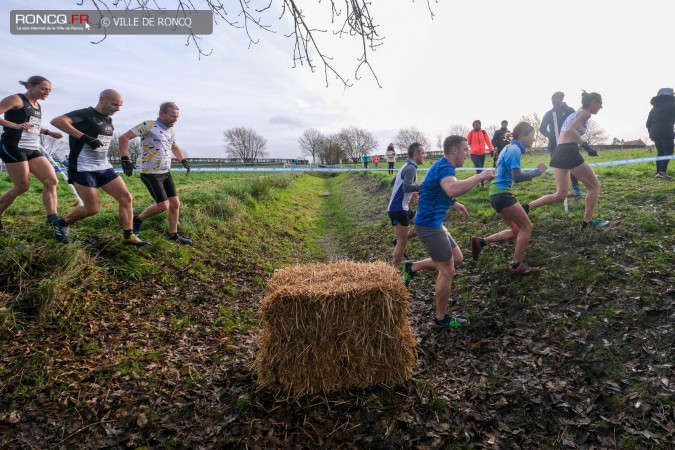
[470,122,546,274]
[402,135,494,328]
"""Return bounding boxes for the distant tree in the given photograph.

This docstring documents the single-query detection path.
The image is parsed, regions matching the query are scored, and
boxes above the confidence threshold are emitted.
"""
[518,113,546,148]
[584,119,608,146]
[435,134,444,150]
[104,132,141,163]
[484,124,498,138]
[393,126,431,154]
[40,134,69,159]
[612,137,621,146]
[317,133,345,165]
[337,126,378,161]
[224,127,268,162]
[448,124,470,138]
[298,128,324,164]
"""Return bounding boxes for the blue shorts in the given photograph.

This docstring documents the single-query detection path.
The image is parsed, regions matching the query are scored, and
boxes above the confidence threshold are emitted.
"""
[69,168,118,188]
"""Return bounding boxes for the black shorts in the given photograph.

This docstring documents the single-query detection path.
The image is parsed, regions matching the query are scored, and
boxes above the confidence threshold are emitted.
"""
[550,142,585,170]
[388,209,415,226]
[69,168,118,188]
[0,142,44,163]
[489,192,519,213]
[140,172,177,203]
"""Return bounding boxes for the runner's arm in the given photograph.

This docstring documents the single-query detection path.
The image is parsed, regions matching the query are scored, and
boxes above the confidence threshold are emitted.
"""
[0,95,27,130]
[171,143,186,161]
[50,115,86,139]
[117,130,138,158]
[440,170,494,198]
[400,165,420,193]
[539,111,552,139]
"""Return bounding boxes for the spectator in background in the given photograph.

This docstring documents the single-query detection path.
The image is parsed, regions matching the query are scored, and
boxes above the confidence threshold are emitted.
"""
[491,120,510,167]
[646,87,675,179]
[373,154,380,169]
[386,143,396,174]
[467,120,494,187]
[540,91,582,196]
[362,153,369,169]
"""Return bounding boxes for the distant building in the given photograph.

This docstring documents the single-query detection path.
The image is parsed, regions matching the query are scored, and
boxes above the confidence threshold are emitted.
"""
[622,139,647,148]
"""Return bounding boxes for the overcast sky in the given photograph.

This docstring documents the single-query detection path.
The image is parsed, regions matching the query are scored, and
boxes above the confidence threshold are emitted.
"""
[2,1,673,159]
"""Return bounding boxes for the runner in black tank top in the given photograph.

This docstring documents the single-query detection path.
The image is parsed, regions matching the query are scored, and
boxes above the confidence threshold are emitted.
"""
[0,76,67,241]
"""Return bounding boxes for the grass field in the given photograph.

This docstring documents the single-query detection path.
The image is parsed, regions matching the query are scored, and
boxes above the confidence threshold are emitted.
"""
[0,148,673,449]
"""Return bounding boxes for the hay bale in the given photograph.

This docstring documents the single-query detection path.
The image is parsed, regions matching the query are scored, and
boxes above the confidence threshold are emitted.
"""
[253,261,416,396]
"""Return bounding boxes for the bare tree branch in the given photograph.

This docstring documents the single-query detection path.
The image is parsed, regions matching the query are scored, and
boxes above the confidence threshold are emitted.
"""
[81,1,435,87]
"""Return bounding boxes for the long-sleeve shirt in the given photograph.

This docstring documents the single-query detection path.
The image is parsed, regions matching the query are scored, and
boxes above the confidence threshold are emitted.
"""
[540,103,575,151]
[467,129,494,155]
[387,159,419,212]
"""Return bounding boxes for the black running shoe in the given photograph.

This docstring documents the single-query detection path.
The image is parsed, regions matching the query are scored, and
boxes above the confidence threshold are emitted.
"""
[52,218,69,244]
[168,233,193,245]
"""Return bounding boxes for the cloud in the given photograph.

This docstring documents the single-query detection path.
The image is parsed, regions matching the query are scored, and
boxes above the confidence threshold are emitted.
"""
[269,116,304,127]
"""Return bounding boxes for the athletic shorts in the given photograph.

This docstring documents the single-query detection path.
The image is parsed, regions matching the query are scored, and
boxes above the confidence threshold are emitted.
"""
[489,192,519,213]
[0,142,44,163]
[414,224,458,262]
[550,142,585,170]
[69,168,118,188]
[388,209,415,226]
[140,172,177,203]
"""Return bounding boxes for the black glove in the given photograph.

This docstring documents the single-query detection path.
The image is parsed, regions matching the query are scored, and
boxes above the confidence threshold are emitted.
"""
[121,156,134,176]
[581,142,598,156]
[181,158,191,176]
[79,134,103,149]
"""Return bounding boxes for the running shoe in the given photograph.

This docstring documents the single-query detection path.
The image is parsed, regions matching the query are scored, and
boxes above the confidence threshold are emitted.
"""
[168,233,193,245]
[508,262,540,275]
[402,261,415,287]
[132,215,143,234]
[470,236,485,261]
[121,233,149,246]
[571,186,583,196]
[52,218,69,244]
[581,219,610,229]
[663,172,673,180]
[434,314,468,328]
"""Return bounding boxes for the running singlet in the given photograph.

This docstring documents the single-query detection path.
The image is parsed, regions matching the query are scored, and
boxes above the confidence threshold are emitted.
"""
[129,120,176,174]
[489,141,526,195]
[414,158,456,228]
[560,109,588,136]
[388,159,418,212]
[65,107,114,172]
[1,93,41,151]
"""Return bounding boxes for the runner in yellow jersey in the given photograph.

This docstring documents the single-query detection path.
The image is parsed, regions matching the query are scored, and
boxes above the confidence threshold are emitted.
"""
[118,102,192,244]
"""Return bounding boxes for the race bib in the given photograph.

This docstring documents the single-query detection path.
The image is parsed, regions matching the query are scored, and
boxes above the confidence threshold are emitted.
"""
[92,134,113,152]
[26,116,41,134]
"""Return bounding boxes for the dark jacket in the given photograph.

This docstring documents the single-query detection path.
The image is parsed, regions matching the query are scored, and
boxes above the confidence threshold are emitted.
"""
[646,95,675,139]
[491,127,510,151]
[540,103,575,151]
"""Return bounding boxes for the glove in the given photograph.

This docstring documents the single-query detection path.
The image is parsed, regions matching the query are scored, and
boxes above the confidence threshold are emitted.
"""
[79,134,103,149]
[581,143,598,156]
[121,156,134,176]
[181,158,191,176]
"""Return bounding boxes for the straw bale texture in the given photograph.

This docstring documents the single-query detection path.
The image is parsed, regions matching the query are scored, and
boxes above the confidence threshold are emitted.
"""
[253,261,416,396]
